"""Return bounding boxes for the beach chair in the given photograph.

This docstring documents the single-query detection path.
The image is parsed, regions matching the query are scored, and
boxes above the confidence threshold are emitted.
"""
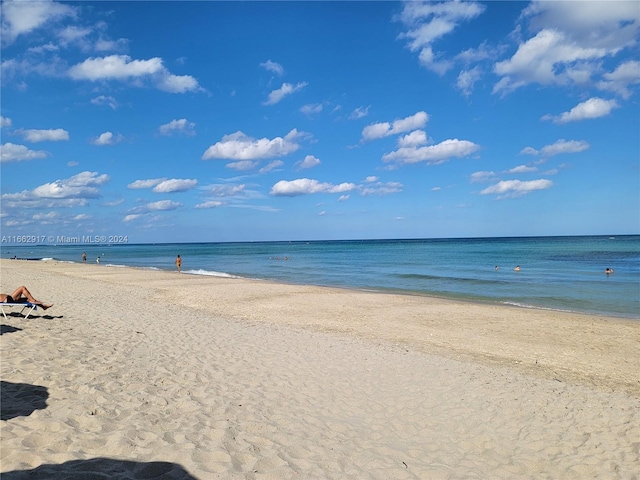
[0,302,38,320]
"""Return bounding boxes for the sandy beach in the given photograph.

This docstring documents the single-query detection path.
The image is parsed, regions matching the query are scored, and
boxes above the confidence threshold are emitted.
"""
[1,259,638,479]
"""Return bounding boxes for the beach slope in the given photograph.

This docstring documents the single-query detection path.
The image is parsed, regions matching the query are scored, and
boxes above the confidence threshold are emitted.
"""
[1,260,638,479]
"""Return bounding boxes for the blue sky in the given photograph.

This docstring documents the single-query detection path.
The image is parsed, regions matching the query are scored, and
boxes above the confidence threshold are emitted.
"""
[1,0,638,243]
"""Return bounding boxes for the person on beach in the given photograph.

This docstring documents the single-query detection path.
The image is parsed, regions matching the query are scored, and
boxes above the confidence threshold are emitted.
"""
[0,286,53,310]
[514,265,520,271]
[605,267,614,274]
[82,252,87,263]
[175,254,182,273]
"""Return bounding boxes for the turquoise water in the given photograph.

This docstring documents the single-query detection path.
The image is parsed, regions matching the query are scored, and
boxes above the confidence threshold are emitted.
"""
[3,236,639,318]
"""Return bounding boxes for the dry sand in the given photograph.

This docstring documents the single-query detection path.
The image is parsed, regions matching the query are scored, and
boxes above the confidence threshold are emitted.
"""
[1,259,638,479]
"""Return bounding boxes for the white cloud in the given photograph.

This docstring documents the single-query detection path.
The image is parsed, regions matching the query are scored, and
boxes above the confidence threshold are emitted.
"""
[382,138,480,166]
[359,181,403,196]
[397,130,428,148]
[1,171,109,208]
[202,129,307,160]
[270,178,357,197]
[123,214,142,222]
[152,179,198,193]
[1,143,49,162]
[69,54,164,80]
[260,60,284,76]
[300,103,323,115]
[195,201,224,209]
[597,61,640,99]
[542,97,619,124]
[519,146,539,156]
[397,0,486,74]
[227,160,259,171]
[349,106,370,120]
[0,116,12,128]
[128,178,165,189]
[507,165,537,174]
[456,66,482,97]
[68,55,201,93]
[263,82,308,105]
[204,184,246,198]
[470,171,496,183]
[91,131,123,146]
[158,118,196,136]
[17,128,69,142]
[364,176,378,183]
[145,200,182,211]
[493,2,639,95]
[1,0,75,45]
[259,160,284,174]
[540,139,589,158]
[480,179,553,198]
[91,95,118,109]
[338,195,350,202]
[362,111,429,141]
[295,155,321,170]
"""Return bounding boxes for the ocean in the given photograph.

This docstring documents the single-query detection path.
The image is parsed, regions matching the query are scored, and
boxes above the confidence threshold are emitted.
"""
[2,235,639,319]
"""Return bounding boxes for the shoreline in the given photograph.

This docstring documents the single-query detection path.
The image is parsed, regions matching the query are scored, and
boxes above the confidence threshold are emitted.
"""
[2,258,639,478]
[6,257,639,321]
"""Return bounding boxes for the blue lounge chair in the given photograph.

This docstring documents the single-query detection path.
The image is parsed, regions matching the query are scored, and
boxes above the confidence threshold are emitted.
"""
[0,302,38,320]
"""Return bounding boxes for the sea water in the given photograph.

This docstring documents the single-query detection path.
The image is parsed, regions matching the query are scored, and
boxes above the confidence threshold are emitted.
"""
[3,236,639,318]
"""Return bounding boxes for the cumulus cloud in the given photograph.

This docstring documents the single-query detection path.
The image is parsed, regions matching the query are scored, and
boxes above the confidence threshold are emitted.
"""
[1,0,75,45]
[397,130,428,148]
[158,118,196,136]
[540,139,589,158]
[470,171,497,183]
[128,178,197,193]
[456,66,483,97]
[202,129,307,161]
[300,103,323,115]
[128,178,165,189]
[597,61,640,99]
[195,200,224,209]
[1,171,109,208]
[294,155,321,170]
[1,143,49,162]
[542,97,619,123]
[68,55,201,93]
[396,0,486,74]
[270,178,357,197]
[349,106,370,120]
[145,200,182,211]
[382,138,480,166]
[123,214,143,222]
[226,160,259,171]
[359,181,403,196]
[0,116,12,128]
[362,111,429,141]
[493,2,639,95]
[260,60,284,76]
[480,179,553,198]
[153,179,198,193]
[259,160,284,174]
[507,165,537,174]
[16,128,69,142]
[519,139,589,158]
[91,95,118,109]
[263,82,308,105]
[91,131,123,146]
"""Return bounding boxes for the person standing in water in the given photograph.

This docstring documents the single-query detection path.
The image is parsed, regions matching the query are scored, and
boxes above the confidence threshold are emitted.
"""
[175,254,182,273]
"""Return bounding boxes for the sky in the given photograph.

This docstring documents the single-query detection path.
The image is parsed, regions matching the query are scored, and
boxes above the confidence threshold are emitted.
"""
[1,0,639,243]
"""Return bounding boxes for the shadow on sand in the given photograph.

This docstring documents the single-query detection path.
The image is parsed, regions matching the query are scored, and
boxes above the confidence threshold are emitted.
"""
[0,380,49,421]
[2,458,198,479]
[0,324,22,335]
